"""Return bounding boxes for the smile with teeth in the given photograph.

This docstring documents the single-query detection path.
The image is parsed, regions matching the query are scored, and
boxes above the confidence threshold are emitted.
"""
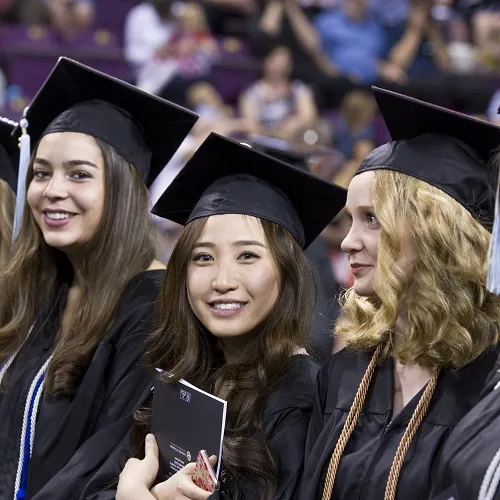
[211,302,245,310]
[45,212,72,220]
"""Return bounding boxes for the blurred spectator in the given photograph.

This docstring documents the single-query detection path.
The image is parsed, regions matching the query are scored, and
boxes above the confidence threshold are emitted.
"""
[125,0,217,106]
[187,81,251,135]
[239,45,318,141]
[370,0,409,26]
[249,0,362,108]
[314,0,400,85]
[159,2,218,105]
[383,0,451,79]
[43,0,94,40]
[202,0,257,35]
[125,0,177,94]
[334,89,376,158]
[473,7,500,71]
[333,138,374,188]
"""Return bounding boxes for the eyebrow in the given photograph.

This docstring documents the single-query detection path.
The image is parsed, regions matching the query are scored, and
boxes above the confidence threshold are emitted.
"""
[345,205,374,214]
[193,240,266,249]
[33,158,99,169]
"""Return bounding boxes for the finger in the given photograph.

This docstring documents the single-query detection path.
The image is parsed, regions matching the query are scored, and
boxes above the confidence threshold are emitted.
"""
[182,462,197,474]
[209,456,217,468]
[143,434,159,470]
[179,479,212,500]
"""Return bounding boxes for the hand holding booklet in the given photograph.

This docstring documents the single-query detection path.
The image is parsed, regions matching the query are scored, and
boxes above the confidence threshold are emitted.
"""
[151,374,227,484]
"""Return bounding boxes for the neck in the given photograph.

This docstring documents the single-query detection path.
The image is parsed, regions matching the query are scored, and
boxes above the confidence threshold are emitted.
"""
[265,75,286,85]
[220,335,252,364]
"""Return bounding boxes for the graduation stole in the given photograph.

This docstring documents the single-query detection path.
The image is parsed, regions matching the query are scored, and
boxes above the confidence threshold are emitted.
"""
[0,328,53,500]
[321,344,439,500]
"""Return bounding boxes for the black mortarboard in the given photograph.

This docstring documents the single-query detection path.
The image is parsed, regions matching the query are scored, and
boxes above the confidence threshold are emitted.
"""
[357,87,499,227]
[152,133,346,248]
[0,117,18,192]
[16,57,198,186]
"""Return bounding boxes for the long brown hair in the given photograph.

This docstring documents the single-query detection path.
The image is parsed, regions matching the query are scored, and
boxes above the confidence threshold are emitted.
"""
[135,216,316,500]
[0,179,15,269]
[0,137,156,398]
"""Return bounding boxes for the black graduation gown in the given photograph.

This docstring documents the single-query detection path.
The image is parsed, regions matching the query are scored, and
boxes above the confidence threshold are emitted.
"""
[305,236,342,360]
[297,347,500,500]
[83,355,319,500]
[0,269,164,500]
[430,359,500,500]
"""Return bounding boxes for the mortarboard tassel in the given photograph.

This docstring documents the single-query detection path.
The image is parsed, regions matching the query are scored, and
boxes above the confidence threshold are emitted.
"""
[487,167,500,294]
[12,107,30,243]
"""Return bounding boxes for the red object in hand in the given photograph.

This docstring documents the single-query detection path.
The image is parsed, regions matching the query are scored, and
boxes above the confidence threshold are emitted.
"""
[192,450,217,493]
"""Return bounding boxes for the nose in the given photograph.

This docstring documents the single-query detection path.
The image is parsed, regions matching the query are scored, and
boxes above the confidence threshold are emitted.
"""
[211,260,238,293]
[42,172,68,200]
[341,222,364,255]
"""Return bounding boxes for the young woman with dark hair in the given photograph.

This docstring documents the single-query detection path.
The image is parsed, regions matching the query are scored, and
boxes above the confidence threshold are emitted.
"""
[83,132,346,500]
[0,57,197,500]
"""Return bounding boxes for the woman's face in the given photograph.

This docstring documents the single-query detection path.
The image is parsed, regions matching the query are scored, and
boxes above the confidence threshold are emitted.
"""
[341,171,380,296]
[27,132,105,256]
[264,47,292,79]
[187,214,280,340]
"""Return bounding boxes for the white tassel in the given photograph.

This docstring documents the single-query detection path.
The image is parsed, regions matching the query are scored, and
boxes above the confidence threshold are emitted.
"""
[487,174,500,294]
[12,108,31,243]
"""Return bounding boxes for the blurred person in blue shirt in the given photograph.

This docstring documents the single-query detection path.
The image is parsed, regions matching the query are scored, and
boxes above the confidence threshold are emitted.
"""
[314,0,408,85]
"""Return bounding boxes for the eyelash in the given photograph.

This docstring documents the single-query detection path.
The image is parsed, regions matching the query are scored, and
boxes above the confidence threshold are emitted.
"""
[32,170,92,180]
[344,212,379,227]
[191,251,261,263]
[192,253,212,263]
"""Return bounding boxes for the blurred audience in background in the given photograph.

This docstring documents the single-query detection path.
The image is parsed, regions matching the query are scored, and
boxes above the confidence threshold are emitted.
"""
[1,0,500,291]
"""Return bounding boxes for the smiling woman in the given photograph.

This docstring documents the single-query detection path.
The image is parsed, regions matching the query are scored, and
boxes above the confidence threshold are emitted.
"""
[27,132,105,253]
[0,58,197,500]
[83,132,346,500]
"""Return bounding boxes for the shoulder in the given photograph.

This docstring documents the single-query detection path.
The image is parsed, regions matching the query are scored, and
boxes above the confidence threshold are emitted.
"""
[114,269,165,317]
[122,269,165,298]
[264,356,320,416]
[317,348,373,406]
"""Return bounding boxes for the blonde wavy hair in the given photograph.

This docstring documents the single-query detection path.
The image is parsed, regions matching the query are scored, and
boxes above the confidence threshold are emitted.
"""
[336,170,500,368]
[0,179,15,269]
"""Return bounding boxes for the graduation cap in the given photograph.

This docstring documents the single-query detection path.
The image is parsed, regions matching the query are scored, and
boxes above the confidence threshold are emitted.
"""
[11,57,198,242]
[358,87,499,225]
[152,133,347,249]
[16,57,198,186]
[0,117,18,192]
[356,87,500,292]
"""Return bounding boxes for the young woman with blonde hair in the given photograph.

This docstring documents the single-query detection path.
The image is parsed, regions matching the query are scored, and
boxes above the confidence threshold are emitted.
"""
[0,58,197,500]
[298,88,500,500]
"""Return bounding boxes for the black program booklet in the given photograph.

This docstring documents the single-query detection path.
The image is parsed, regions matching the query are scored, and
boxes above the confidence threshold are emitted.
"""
[152,372,227,479]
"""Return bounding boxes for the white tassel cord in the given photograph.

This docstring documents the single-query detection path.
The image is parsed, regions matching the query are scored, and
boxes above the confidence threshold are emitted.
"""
[12,111,31,243]
[12,355,52,500]
[487,173,500,294]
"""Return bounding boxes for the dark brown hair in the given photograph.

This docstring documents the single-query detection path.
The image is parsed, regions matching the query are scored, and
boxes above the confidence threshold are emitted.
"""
[134,216,316,499]
[0,137,156,398]
[0,179,15,269]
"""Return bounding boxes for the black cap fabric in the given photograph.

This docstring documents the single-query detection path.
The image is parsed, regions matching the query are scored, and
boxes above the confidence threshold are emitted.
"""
[152,133,346,248]
[357,87,499,227]
[0,117,19,191]
[18,57,198,186]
